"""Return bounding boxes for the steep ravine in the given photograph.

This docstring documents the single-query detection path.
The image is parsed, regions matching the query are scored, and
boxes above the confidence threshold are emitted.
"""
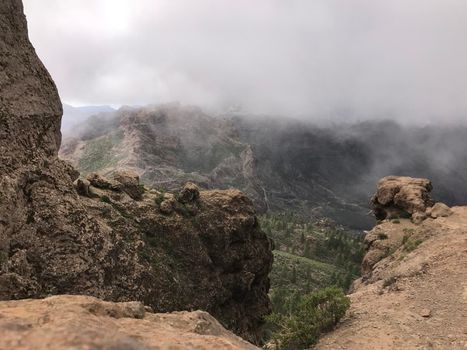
[0,0,272,346]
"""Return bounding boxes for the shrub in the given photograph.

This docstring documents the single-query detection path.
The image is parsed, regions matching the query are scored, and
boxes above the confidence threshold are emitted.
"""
[154,190,166,206]
[100,195,111,204]
[377,232,388,240]
[269,287,350,349]
[404,238,423,252]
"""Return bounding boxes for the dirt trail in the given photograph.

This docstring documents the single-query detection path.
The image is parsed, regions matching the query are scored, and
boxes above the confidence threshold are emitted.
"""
[316,207,467,349]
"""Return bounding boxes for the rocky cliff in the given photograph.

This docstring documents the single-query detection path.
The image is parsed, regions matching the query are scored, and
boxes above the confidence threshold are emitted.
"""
[0,0,272,344]
[60,104,269,212]
[316,177,467,349]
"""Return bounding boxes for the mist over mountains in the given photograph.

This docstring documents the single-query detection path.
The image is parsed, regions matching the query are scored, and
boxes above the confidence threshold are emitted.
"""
[25,0,467,123]
[62,104,115,133]
[60,104,467,229]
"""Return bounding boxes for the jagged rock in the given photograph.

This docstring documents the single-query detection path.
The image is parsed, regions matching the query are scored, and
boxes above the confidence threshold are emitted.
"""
[371,176,434,220]
[0,1,272,344]
[86,172,121,191]
[429,202,453,218]
[411,211,427,225]
[113,169,144,200]
[159,199,174,214]
[0,295,258,350]
[178,182,200,203]
[74,178,91,197]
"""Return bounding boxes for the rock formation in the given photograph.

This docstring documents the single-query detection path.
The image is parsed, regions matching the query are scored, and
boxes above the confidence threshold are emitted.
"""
[370,176,453,226]
[0,0,272,344]
[60,104,270,213]
[316,177,466,349]
[0,295,259,350]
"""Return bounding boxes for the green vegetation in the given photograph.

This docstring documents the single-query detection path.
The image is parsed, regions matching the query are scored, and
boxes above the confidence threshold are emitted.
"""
[401,227,423,252]
[260,212,364,348]
[100,195,111,204]
[266,287,350,349]
[403,237,423,252]
[260,212,364,292]
[154,190,166,206]
[78,130,124,173]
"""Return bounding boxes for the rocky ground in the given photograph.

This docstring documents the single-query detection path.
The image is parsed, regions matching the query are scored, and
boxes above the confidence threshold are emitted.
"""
[316,178,467,349]
[0,295,258,350]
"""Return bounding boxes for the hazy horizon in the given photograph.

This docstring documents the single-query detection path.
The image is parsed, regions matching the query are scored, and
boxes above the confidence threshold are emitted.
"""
[24,0,467,123]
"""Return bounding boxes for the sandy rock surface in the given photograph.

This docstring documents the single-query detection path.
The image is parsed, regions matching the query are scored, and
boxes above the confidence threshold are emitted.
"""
[0,295,259,350]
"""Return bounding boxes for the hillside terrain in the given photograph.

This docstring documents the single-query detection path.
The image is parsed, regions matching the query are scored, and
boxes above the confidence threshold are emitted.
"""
[316,177,467,349]
[61,106,467,230]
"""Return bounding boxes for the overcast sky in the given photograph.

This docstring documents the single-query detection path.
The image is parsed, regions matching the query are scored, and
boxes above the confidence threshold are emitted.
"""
[23,0,467,122]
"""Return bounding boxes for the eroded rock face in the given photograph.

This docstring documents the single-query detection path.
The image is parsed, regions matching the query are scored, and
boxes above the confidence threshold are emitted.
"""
[371,176,434,221]
[0,1,273,344]
[0,295,259,350]
[364,177,454,277]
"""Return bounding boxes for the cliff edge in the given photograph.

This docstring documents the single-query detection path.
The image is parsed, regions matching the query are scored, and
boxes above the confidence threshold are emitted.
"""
[316,176,467,349]
[0,295,259,350]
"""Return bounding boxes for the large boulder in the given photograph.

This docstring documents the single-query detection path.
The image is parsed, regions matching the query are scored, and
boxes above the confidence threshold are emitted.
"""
[0,1,273,344]
[371,176,434,221]
[113,169,145,200]
[428,202,453,218]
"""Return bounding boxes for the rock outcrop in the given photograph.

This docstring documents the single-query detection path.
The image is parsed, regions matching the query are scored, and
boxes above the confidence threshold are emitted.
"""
[0,295,259,350]
[371,176,434,221]
[316,178,467,349]
[370,176,454,227]
[0,0,272,344]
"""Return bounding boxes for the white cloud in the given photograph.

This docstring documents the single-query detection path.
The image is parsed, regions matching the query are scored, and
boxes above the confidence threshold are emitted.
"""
[23,0,467,122]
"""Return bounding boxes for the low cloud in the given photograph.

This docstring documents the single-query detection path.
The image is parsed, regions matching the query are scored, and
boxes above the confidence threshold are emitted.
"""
[24,0,467,122]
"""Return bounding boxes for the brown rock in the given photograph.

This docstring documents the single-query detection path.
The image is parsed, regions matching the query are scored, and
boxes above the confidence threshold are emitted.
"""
[430,202,453,218]
[411,211,427,225]
[178,182,200,203]
[420,308,431,318]
[113,169,144,200]
[0,295,258,350]
[87,172,121,191]
[159,199,174,214]
[74,178,91,197]
[371,176,433,220]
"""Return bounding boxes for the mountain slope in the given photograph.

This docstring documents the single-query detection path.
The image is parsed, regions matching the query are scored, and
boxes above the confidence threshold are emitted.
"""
[61,107,467,230]
[316,181,467,349]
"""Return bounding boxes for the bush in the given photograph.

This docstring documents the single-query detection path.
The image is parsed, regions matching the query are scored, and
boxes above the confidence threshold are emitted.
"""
[100,195,111,204]
[269,287,350,349]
